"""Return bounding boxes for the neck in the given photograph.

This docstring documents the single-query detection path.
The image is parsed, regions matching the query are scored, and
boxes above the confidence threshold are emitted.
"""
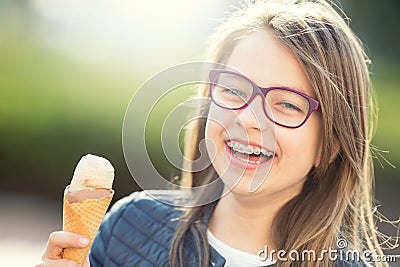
[208,189,294,254]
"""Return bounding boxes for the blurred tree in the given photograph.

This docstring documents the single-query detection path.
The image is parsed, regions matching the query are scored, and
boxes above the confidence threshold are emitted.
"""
[339,0,400,60]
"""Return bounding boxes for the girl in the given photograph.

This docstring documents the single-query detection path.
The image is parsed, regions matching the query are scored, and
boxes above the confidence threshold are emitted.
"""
[37,0,389,266]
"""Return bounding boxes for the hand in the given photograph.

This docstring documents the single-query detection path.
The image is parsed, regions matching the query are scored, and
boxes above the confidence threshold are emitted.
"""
[35,231,90,267]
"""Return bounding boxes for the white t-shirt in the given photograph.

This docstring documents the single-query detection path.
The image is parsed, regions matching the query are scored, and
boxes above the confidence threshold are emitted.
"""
[207,230,275,267]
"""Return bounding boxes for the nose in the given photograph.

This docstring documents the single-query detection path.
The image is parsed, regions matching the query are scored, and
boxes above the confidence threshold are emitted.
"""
[235,95,271,131]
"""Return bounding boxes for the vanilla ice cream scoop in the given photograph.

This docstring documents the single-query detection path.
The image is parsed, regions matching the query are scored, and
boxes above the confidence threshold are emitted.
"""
[63,154,115,264]
[69,154,114,192]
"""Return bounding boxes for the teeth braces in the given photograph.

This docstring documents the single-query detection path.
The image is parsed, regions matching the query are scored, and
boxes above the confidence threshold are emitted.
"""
[227,141,274,157]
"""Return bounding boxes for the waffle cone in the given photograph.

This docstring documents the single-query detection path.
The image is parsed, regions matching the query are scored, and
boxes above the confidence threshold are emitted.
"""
[62,186,114,265]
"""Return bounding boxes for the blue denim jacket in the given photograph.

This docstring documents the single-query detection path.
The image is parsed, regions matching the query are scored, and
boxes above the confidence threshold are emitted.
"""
[90,190,365,266]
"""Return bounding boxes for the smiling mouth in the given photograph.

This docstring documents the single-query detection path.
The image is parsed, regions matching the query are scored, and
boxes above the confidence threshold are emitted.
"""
[226,140,275,164]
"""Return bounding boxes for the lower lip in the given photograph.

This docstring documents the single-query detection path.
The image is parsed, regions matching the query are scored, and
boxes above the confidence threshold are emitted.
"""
[224,143,274,170]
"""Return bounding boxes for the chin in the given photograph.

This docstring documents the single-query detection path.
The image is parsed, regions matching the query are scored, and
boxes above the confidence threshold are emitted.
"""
[220,173,269,196]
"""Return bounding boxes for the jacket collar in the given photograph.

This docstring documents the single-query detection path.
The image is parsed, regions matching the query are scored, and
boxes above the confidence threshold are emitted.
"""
[202,200,227,267]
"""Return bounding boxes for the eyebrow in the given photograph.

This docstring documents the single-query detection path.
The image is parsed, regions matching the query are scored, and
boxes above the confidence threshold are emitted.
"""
[274,84,309,95]
[219,69,314,97]
[241,73,309,95]
[255,80,309,96]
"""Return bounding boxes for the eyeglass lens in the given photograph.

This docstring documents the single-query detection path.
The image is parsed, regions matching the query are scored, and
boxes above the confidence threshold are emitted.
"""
[211,72,310,127]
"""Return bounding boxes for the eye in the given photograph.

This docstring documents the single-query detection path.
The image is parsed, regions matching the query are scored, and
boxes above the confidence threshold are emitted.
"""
[223,88,247,98]
[279,102,302,112]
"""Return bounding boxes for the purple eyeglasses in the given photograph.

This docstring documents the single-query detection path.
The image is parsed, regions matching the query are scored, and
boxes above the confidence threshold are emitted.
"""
[209,69,320,128]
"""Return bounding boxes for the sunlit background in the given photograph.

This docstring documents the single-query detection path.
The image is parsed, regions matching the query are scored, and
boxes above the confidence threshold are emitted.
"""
[0,0,399,266]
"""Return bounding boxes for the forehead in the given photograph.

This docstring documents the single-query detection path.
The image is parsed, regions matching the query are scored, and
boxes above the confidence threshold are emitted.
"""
[225,30,316,98]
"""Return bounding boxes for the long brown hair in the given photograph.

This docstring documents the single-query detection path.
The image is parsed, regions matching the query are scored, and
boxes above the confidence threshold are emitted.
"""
[170,0,387,266]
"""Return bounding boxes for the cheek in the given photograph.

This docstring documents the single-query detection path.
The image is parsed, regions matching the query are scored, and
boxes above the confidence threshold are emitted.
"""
[205,119,220,158]
[277,119,323,170]
[309,116,324,164]
[205,106,221,142]
[205,104,237,141]
[205,105,227,160]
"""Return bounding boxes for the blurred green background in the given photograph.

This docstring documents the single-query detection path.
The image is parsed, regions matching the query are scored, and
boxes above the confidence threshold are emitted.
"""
[0,0,399,264]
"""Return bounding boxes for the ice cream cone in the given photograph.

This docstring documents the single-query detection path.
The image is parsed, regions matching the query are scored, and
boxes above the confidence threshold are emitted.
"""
[62,186,114,265]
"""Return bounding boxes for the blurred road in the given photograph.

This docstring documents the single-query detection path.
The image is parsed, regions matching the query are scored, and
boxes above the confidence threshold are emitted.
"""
[0,192,62,267]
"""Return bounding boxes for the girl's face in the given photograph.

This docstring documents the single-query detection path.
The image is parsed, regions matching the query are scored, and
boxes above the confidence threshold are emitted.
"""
[205,30,323,200]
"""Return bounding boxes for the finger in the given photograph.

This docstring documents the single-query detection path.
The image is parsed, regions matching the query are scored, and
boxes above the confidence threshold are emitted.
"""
[35,258,83,267]
[83,256,91,267]
[42,231,90,260]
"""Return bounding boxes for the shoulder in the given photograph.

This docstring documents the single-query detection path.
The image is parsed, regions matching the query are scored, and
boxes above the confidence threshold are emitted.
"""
[90,190,191,266]
[116,189,193,208]
[107,189,190,217]
[334,252,368,267]
[102,189,192,234]
[335,260,367,266]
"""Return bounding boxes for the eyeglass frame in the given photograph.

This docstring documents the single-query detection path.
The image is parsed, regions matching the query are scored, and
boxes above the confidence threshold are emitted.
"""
[209,69,321,129]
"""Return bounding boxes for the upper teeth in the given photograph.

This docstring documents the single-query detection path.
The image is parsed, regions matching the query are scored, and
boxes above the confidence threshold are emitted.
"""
[227,141,274,157]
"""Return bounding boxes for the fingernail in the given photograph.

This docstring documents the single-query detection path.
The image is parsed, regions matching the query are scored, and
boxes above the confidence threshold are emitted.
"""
[79,236,89,246]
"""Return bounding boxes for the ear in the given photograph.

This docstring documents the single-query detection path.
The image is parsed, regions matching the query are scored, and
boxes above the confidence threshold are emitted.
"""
[314,138,340,167]
[328,140,340,163]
